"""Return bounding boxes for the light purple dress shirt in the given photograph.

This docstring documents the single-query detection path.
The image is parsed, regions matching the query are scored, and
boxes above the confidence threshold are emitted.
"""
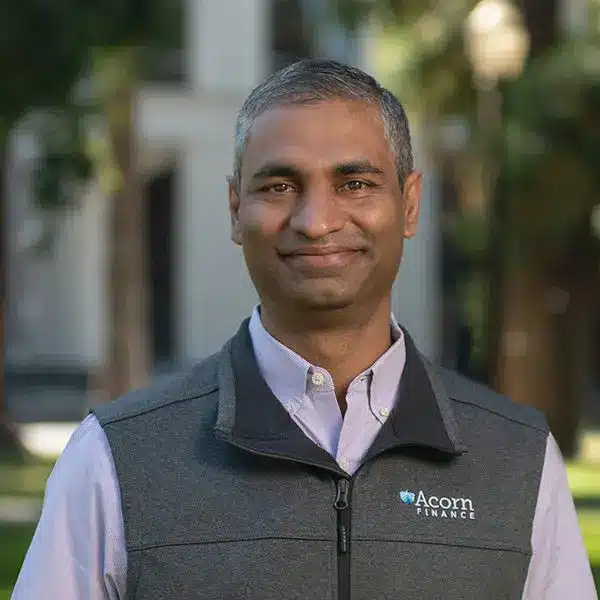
[12,308,597,599]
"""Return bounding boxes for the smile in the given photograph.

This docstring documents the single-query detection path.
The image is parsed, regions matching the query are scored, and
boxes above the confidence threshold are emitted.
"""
[281,249,362,270]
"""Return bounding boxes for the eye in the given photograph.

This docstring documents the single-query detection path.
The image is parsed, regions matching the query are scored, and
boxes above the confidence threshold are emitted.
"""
[263,182,294,194]
[341,180,371,192]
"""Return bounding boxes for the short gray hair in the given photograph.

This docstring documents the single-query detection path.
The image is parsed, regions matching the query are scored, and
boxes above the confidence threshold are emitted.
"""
[233,59,413,189]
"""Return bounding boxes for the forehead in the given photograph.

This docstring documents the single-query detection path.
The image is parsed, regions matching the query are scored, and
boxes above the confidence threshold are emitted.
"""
[241,100,395,177]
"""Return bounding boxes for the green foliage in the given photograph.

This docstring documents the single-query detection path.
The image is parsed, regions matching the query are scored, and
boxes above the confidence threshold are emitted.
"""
[499,36,600,265]
[452,212,488,258]
[383,3,479,118]
[333,0,480,117]
[1,1,182,210]
[33,110,94,211]
[333,0,474,29]
[339,0,600,269]
[0,1,87,133]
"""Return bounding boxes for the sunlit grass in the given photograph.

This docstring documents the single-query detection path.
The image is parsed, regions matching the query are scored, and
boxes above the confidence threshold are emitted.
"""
[578,510,600,560]
[0,464,53,497]
[567,462,600,499]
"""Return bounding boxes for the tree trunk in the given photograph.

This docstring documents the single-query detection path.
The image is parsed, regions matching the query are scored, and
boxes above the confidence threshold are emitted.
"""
[0,135,27,457]
[495,250,597,458]
[522,0,560,59]
[98,48,151,401]
[495,265,558,414]
[552,275,596,456]
[488,0,593,456]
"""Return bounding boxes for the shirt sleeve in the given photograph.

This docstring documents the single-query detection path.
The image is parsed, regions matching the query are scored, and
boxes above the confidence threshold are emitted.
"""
[522,432,597,599]
[11,413,127,600]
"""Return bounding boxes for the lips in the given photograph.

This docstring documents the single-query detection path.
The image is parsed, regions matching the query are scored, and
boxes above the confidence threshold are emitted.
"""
[282,246,363,257]
[280,247,363,270]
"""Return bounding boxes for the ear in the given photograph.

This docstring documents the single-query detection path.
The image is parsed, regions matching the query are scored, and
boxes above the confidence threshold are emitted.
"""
[227,176,243,246]
[402,171,422,239]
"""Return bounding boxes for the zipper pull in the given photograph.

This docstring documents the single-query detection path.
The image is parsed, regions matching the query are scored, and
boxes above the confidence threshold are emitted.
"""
[334,478,349,510]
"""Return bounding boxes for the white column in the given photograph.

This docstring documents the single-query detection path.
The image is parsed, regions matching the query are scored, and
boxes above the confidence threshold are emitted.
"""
[5,130,105,367]
[187,0,270,94]
[392,125,442,361]
[177,141,258,363]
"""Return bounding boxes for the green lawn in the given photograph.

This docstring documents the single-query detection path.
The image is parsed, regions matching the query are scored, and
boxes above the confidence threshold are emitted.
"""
[0,456,598,597]
[566,460,600,590]
[0,524,35,600]
[0,463,53,497]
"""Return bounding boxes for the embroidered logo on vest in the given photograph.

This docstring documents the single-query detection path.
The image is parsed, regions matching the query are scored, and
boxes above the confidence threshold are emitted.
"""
[399,490,476,520]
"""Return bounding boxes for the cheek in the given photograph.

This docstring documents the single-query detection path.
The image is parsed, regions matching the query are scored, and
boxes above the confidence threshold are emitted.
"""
[238,203,285,244]
[356,200,403,238]
[363,207,405,262]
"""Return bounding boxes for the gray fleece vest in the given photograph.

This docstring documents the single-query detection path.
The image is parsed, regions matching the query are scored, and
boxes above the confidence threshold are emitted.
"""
[93,320,548,600]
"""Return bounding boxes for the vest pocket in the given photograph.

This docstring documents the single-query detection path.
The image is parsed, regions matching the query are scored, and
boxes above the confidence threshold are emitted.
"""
[351,539,530,600]
[131,538,335,599]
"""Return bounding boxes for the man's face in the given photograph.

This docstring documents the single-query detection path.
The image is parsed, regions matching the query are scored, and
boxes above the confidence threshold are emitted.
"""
[229,99,421,313]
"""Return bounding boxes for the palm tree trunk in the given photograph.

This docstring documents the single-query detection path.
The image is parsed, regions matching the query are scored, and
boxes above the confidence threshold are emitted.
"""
[97,48,151,401]
[0,135,26,456]
[489,0,593,457]
[497,260,598,457]
[553,276,595,456]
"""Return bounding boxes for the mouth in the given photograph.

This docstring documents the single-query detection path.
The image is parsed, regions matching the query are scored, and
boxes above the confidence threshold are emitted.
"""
[279,247,364,270]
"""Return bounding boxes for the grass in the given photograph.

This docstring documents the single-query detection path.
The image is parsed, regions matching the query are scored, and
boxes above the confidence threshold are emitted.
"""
[578,510,600,589]
[0,457,49,599]
[0,524,35,599]
[0,456,598,596]
[567,460,600,590]
[0,463,53,497]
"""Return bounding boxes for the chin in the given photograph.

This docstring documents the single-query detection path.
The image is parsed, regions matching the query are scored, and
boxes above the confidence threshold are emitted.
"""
[287,283,359,311]
[296,296,355,311]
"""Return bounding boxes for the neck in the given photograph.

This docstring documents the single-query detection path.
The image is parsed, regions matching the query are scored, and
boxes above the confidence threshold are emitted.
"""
[259,298,394,405]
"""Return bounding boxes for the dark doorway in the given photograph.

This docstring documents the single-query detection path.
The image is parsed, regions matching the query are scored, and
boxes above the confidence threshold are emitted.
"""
[146,168,175,367]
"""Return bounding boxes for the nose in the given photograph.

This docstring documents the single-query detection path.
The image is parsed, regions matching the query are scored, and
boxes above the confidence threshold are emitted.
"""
[288,185,344,239]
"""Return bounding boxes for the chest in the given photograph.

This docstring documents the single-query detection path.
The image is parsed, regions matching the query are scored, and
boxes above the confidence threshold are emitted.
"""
[125,448,534,600]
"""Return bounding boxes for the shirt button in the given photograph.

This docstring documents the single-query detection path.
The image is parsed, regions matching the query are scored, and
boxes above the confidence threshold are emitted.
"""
[340,458,349,470]
[379,407,390,418]
[311,372,325,386]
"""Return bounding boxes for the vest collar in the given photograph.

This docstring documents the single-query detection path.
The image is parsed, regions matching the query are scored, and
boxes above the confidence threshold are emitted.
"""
[214,319,466,475]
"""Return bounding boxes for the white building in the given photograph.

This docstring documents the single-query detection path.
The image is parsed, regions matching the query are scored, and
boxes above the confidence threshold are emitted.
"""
[5,0,442,413]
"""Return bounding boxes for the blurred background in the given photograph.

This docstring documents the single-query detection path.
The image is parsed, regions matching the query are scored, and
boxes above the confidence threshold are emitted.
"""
[1,0,599,595]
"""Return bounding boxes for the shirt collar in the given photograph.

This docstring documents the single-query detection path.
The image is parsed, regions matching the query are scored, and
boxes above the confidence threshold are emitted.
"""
[248,306,311,414]
[249,306,406,417]
[213,319,465,473]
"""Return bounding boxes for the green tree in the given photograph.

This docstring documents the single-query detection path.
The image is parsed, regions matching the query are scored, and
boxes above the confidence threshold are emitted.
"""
[0,1,90,455]
[334,0,600,456]
[0,1,181,454]
[495,36,600,455]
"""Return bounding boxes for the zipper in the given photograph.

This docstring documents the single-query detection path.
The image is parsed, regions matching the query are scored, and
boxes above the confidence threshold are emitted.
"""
[217,433,355,597]
[218,432,449,599]
[334,478,352,600]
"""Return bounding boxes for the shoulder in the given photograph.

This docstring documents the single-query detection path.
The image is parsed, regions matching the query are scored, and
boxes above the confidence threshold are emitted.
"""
[92,350,221,427]
[43,413,119,501]
[433,365,548,433]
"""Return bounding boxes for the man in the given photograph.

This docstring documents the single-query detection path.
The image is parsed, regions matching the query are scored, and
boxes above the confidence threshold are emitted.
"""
[13,59,596,599]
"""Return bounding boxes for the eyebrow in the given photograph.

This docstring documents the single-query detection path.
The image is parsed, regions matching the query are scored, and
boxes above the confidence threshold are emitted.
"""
[334,160,385,177]
[250,160,385,181]
[250,162,302,181]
